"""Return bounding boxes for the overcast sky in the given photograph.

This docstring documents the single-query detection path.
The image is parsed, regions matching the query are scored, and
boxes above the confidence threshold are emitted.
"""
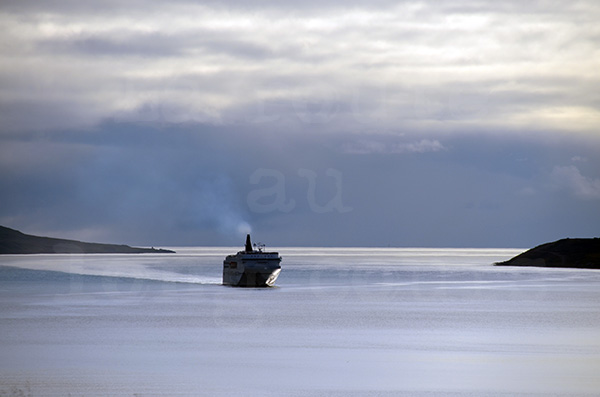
[1,0,599,247]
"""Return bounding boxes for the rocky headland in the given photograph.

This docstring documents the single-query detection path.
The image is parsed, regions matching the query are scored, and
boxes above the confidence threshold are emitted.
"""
[496,238,600,269]
[0,225,175,254]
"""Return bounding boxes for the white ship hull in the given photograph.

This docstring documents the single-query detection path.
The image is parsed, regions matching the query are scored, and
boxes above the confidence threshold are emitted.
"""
[223,264,281,287]
[223,235,282,287]
[223,255,281,287]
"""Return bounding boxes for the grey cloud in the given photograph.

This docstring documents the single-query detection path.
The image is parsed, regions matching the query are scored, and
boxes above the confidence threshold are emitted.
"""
[551,165,600,200]
[0,0,404,16]
[342,139,445,155]
[0,100,104,133]
[2,0,598,133]
[38,34,184,58]
[37,32,275,60]
[3,0,595,16]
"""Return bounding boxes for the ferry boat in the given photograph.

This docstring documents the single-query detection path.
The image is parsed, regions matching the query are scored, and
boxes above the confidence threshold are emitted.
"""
[223,234,282,287]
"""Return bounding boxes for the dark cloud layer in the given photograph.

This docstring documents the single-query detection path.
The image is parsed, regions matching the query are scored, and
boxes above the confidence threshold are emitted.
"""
[1,122,598,247]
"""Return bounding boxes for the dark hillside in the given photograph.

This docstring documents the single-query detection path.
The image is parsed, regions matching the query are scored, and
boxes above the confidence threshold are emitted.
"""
[496,238,600,269]
[0,225,174,254]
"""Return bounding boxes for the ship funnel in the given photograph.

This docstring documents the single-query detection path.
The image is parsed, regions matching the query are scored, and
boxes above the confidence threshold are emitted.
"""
[245,234,253,252]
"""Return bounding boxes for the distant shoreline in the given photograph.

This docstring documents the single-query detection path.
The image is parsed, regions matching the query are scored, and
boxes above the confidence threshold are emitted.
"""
[0,225,175,254]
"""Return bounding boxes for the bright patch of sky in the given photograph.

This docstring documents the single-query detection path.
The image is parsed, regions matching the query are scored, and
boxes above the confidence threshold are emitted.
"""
[1,1,599,133]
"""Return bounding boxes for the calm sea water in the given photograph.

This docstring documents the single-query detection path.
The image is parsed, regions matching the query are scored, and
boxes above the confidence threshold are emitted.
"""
[1,247,600,396]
